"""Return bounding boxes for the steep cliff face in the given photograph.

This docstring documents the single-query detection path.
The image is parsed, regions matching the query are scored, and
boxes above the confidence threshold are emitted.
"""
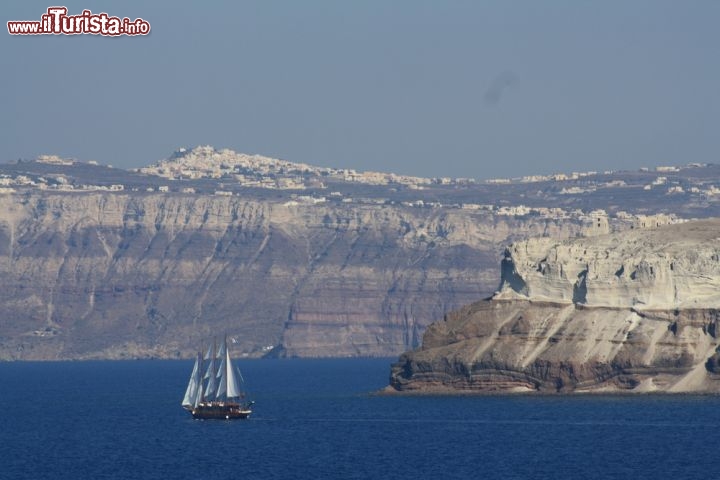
[496,221,720,308]
[390,220,720,393]
[0,192,582,360]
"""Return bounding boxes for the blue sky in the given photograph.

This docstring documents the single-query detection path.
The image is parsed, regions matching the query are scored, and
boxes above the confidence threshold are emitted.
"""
[2,1,719,179]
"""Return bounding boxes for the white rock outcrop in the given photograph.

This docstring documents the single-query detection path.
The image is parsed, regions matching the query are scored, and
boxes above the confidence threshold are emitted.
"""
[496,220,719,309]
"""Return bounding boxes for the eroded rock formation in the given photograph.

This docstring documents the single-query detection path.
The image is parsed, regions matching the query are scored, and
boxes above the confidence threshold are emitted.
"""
[389,219,720,393]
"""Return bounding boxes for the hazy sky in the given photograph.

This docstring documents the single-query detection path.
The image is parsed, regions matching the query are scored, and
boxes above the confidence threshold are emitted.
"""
[3,1,719,179]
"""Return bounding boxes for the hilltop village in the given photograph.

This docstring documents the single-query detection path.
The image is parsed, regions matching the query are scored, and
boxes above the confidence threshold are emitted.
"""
[0,146,710,235]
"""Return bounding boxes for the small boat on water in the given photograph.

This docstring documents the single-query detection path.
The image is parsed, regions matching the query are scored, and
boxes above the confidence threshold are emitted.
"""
[182,336,254,420]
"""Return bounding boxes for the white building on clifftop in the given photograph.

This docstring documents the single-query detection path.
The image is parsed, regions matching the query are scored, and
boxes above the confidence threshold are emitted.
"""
[581,210,610,236]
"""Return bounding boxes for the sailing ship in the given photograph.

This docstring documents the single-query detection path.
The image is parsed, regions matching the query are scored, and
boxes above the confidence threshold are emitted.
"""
[182,337,254,420]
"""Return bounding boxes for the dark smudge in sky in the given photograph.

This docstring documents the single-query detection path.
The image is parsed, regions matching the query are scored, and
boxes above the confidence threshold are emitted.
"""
[484,71,517,107]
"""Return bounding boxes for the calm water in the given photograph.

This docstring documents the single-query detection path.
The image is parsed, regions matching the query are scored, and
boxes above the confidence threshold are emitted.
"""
[0,358,718,479]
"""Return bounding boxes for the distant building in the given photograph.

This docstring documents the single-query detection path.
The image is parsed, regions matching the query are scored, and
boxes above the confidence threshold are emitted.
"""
[581,210,610,236]
[631,214,679,229]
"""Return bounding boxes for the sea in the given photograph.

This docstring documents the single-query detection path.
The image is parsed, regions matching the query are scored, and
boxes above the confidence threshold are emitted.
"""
[0,358,717,480]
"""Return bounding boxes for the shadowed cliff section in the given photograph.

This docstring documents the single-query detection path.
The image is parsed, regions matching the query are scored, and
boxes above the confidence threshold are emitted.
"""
[0,192,581,360]
[389,219,720,393]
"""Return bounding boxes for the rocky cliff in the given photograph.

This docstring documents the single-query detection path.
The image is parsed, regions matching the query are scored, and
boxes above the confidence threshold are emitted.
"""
[389,219,720,393]
[0,192,582,360]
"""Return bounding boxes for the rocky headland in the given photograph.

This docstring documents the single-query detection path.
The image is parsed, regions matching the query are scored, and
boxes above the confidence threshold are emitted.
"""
[389,219,720,393]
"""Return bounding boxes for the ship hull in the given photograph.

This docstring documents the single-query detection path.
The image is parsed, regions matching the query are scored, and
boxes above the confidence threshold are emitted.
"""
[190,402,252,420]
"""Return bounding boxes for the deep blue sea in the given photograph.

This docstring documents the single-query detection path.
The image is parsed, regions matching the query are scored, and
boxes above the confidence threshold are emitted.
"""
[1,358,718,480]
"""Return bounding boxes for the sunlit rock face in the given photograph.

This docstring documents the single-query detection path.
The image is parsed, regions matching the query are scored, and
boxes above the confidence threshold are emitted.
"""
[0,192,583,360]
[496,221,720,309]
[390,220,720,394]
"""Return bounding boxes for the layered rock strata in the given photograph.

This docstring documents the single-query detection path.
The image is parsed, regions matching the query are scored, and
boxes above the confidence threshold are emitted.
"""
[0,192,581,360]
[390,219,720,393]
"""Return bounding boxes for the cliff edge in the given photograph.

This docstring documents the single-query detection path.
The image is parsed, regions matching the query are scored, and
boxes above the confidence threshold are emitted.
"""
[389,219,720,393]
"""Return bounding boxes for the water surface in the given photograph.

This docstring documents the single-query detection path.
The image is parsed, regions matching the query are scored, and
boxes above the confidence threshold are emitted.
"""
[0,359,716,479]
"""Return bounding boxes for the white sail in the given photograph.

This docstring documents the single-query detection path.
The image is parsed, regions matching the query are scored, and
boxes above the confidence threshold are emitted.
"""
[205,362,218,398]
[225,342,242,399]
[203,343,215,378]
[217,367,227,399]
[193,370,204,407]
[213,337,243,400]
[217,357,226,378]
[216,337,229,399]
[181,352,201,407]
[204,340,218,398]
[216,341,226,378]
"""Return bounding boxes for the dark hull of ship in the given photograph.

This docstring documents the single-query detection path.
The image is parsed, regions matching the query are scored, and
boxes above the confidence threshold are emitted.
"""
[189,402,252,420]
